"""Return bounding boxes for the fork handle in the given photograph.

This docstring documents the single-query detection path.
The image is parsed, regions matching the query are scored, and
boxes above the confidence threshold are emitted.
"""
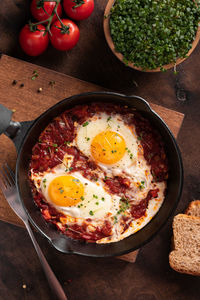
[24,220,68,300]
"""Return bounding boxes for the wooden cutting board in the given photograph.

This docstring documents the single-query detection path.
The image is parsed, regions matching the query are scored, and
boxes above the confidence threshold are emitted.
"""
[0,54,184,262]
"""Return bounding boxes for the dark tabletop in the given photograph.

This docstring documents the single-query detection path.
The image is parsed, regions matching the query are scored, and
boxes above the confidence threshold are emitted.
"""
[0,1,200,300]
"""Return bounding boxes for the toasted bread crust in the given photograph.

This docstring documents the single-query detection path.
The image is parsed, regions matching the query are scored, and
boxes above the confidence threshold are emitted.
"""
[185,200,200,217]
[169,251,200,276]
[169,212,200,276]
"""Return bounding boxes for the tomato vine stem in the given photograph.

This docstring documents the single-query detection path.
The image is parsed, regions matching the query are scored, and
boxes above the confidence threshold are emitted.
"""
[29,0,65,36]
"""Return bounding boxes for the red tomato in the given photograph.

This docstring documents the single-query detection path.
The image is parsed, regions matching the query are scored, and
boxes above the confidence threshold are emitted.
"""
[31,0,62,23]
[63,0,94,21]
[50,19,80,51]
[19,24,49,56]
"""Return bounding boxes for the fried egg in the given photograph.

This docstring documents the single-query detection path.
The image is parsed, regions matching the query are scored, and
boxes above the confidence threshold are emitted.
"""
[76,113,155,204]
[76,113,138,172]
[31,166,120,219]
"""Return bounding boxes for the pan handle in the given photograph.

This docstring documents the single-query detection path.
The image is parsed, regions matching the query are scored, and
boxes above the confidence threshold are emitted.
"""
[0,104,21,139]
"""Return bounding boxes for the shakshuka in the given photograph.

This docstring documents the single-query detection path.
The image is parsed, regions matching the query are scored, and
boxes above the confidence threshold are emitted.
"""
[29,103,168,243]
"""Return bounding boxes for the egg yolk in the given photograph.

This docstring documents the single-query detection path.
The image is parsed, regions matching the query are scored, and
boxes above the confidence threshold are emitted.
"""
[91,130,126,164]
[48,175,84,207]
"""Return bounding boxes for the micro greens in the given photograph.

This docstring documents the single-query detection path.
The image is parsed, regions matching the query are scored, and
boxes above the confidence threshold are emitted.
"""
[110,0,200,71]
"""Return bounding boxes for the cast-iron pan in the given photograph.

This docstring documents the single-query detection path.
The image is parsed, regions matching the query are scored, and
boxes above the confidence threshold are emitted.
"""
[0,92,183,257]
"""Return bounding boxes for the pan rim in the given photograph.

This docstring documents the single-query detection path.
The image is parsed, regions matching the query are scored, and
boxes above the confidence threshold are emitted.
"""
[15,91,183,257]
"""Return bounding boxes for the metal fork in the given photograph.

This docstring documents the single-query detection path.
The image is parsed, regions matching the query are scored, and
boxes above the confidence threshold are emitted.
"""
[0,163,67,300]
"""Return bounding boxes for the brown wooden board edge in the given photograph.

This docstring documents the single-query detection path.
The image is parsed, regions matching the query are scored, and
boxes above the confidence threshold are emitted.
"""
[0,54,184,262]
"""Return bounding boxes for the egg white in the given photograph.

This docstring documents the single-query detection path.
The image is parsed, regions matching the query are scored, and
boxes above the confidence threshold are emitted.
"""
[31,166,120,219]
[76,112,156,204]
[76,113,138,172]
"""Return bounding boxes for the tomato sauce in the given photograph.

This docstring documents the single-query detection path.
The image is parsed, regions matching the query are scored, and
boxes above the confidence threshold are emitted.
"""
[29,103,168,242]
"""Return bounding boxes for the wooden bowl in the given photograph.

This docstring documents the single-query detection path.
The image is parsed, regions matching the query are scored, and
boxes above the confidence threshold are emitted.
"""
[103,0,200,72]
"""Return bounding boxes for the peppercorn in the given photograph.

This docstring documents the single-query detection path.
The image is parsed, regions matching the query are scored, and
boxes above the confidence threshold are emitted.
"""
[12,80,17,85]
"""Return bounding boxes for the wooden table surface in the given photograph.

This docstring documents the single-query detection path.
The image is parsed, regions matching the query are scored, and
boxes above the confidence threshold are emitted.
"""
[0,1,200,300]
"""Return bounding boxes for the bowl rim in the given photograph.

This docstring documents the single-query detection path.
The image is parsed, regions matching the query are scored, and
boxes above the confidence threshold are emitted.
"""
[103,0,200,72]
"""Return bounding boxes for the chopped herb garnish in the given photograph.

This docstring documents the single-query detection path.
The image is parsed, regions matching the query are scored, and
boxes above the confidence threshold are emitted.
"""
[89,210,94,216]
[139,181,145,190]
[80,196,84,200]
[69,167,73,171]
[72,179,80,182]
[101,197,105,201]
[95,202,99,205]
[85,137,90,141]
[52,143,58,147]
[110,0,200,71]
[111,150,117,153]
[82,121,89,127]
[104,176,108,181]
[93,194,98,199]
[117,198,130,214]
[107,116,112,122]
[65,168,68,172]
[137,133,143,141]
[49,80,55,87]
[64,141,71,145]
[113,216,118,224]
[43,178,47,188]
[65,225,69,231]
[31,70,38,80]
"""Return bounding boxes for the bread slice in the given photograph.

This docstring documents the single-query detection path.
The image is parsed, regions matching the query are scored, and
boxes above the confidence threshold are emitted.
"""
[185,200,200,217]
[169,214,200,276]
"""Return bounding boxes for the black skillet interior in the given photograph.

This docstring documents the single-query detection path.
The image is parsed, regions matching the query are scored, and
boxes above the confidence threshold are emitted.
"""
[16,92,183,257]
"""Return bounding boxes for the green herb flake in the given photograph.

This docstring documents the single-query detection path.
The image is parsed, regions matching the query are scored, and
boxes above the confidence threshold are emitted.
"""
[43,178,47,188]
[80,196,84,201]
[82,121,89,127]
[139,181,145,190]
[101,197,105,201]
[69,167,73,171]
[113,216,118,224]
[107,116,112,122]
[93,194,98,199]
[31,70,39,80]
[95,202,99,205]
[64,141,71,145]
[52,143,58,147]
[89,210,94,216]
